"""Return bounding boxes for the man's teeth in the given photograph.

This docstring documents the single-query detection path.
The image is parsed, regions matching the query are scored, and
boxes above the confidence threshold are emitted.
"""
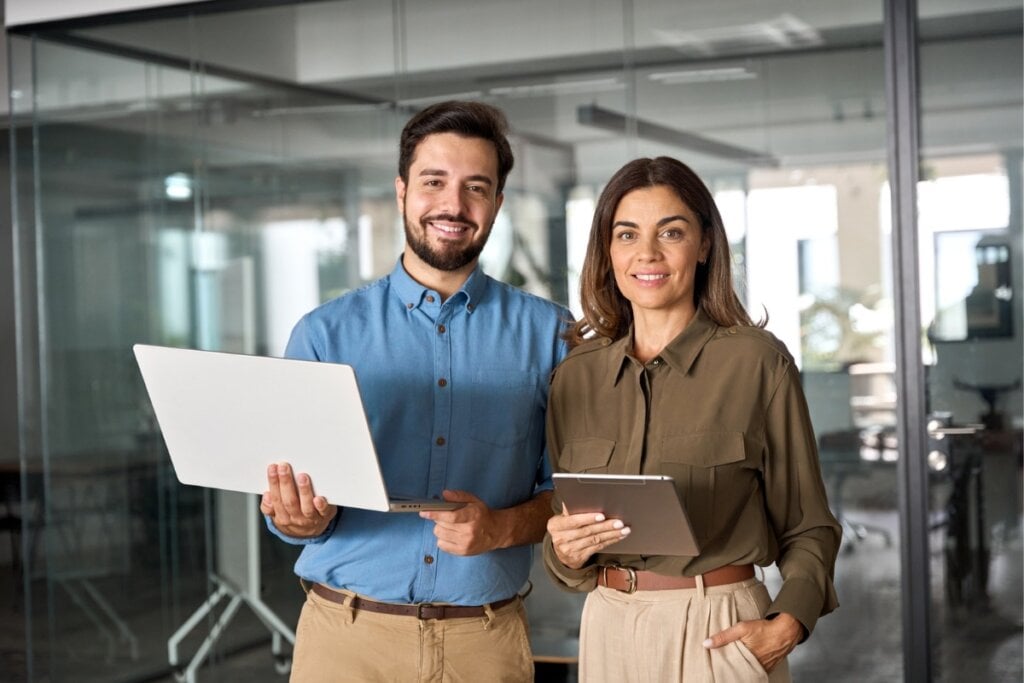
[434,224,466,234]
[635,273,667,281]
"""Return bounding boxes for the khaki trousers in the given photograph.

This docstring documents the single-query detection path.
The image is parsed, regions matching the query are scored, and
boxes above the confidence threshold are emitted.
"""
[579,576,792,683]
[289,585,534,683]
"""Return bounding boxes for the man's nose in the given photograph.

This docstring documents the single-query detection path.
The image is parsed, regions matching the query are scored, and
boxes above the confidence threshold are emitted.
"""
[437,184,467,216]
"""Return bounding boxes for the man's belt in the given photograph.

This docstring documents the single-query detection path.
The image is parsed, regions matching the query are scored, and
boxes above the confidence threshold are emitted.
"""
[311,583,517,620]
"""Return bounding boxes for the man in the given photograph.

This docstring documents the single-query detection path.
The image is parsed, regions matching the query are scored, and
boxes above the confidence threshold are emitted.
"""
[260,100,570,682]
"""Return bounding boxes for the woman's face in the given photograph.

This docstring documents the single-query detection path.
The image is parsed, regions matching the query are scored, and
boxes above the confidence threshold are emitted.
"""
[609,184,709,317]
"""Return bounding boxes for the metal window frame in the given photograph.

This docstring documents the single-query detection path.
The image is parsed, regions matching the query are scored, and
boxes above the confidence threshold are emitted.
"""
[884,0,933,680]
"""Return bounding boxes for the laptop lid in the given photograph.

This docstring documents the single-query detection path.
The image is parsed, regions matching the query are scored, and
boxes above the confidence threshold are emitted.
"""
[133,344,458,512]
[552,473,700,556]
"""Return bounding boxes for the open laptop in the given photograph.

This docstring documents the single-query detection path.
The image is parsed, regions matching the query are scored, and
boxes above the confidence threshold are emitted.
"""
[553,473,699,556]
[133,344,462,512]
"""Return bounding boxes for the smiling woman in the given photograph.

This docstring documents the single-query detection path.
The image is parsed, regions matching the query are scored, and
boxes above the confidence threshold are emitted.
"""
[544,156,841,683]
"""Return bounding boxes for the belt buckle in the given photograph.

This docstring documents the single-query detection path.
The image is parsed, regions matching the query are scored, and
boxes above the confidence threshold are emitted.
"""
[416,602,436,619]
[603,565,638,594]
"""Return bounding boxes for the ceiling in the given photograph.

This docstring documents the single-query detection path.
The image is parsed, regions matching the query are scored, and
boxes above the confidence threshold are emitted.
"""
[8,0,1023,191]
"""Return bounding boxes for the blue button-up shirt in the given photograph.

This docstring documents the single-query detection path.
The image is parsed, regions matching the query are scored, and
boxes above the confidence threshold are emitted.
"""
[268,258,571,605]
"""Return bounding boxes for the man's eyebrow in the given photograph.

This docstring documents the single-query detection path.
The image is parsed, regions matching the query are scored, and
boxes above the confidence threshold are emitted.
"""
[418,169,494,185]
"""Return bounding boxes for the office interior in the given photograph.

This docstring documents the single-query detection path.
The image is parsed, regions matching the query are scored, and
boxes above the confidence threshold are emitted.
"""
[0,0,1020,681]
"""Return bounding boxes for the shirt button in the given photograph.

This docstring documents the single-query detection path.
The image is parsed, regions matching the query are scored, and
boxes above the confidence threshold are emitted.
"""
[438,378,447,387]
[467,304,474,312]
[424,555,434,565]
[438,324,446,334]
[406,303,414,309]
[436,436,446,446]
[425,295,435,303]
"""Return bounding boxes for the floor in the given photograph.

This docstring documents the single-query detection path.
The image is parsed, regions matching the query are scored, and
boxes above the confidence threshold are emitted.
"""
[1,508,1020,682]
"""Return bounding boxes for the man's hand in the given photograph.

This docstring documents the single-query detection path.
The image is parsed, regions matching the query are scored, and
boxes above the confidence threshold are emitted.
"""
[703,612,803,673]
[419,490,508,556]
[547,503,630,569]
[260,462,337,538]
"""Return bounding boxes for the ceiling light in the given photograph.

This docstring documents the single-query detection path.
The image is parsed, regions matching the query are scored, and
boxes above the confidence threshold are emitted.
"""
[648,67,757,85]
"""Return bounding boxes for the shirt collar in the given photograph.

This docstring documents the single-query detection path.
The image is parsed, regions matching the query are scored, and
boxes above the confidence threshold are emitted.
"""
[390,256,487,313]
[608,309,720,386]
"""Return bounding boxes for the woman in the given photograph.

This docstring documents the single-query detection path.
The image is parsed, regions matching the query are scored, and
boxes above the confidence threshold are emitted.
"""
[544,157,841,682]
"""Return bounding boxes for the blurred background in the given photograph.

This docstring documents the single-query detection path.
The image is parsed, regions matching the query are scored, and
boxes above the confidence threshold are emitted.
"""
[0,1,1020,681]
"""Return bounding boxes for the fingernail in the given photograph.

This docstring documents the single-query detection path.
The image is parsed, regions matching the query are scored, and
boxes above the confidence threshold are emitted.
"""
[298,474,308,485]
[594,514,605,522]
[703,639,713,648]
[620,527,631,536]
[278,464,288,474]
[612,520,624,529]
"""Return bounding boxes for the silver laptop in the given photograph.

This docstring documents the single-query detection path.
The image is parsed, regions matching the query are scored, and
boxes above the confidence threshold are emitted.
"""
[133,344,461,512]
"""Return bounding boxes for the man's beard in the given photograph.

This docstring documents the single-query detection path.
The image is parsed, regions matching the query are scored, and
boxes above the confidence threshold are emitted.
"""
[404,211,490,272]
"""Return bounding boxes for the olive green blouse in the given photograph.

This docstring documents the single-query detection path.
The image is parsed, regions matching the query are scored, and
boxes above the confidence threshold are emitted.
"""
[542,310,841,636]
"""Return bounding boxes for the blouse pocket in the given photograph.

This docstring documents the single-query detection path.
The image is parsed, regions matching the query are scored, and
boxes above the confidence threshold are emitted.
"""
[560,437,616,473]
[658,432,757,544]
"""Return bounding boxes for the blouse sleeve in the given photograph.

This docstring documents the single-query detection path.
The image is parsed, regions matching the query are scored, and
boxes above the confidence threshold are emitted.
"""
[541,365,600,592]
[761,361,842,637]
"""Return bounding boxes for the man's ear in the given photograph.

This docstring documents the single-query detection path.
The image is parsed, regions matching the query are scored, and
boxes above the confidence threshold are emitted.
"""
[395,176,406,211]
[495,191,504,213]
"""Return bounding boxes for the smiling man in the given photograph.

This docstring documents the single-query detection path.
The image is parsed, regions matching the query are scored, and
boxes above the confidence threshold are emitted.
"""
[260,101,571,682]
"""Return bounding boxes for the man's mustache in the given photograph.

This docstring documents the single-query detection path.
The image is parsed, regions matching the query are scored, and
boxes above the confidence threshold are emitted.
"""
[422,213,478,230]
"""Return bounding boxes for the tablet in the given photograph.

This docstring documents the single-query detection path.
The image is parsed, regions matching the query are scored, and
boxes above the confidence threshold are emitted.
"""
[552,473,699,556]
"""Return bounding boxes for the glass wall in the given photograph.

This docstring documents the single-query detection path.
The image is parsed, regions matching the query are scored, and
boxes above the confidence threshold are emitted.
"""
[3,1,1020,681]
[916,1,1023,680]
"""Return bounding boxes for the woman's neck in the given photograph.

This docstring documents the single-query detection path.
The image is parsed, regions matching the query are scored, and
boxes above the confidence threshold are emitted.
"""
[630,305,698,363]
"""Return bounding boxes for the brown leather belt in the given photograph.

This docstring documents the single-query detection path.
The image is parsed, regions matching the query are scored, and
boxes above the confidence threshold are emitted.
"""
[597,564,755,594]
[311,583,517,620]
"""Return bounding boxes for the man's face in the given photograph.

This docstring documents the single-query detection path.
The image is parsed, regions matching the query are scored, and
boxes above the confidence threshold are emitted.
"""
[396,132,504,273]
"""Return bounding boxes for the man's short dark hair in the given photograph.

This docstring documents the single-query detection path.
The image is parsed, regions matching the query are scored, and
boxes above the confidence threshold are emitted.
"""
[398,101,515,193]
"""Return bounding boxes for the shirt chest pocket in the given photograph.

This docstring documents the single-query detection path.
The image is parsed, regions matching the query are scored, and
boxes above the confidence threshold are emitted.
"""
[461,369,541,448]
[559,438,615,473]
[657,432,760,541]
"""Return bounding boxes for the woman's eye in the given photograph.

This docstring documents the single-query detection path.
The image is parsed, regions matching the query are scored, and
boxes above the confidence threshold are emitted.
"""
[661,228,683,239]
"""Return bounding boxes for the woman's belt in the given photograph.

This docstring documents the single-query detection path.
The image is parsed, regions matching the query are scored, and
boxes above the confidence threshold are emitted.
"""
[597,564,755,594]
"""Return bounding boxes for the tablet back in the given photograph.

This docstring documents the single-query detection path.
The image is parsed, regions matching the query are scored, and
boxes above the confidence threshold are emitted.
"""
[133,344,392,511]
[553,473,699,556]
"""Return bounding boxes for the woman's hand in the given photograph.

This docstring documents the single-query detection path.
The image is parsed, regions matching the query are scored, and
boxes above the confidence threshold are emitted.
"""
[547,503,631,569]
[703,612,803,672]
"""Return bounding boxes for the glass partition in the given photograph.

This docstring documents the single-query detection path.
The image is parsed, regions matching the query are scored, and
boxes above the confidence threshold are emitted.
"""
[5,1,1021,681]
[916,2,1023,679]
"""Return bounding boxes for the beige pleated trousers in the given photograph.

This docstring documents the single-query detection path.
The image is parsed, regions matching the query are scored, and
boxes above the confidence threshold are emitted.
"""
[578,576,791,683]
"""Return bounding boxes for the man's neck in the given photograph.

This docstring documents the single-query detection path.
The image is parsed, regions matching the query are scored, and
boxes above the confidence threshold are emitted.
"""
[401,249,476,302]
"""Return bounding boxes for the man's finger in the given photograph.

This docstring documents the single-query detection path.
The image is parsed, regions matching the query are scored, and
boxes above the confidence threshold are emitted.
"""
[276,463,301,512]
[295,473,317,517]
